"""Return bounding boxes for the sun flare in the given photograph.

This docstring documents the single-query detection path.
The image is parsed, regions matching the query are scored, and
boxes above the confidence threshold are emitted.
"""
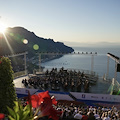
[0,22,7,33]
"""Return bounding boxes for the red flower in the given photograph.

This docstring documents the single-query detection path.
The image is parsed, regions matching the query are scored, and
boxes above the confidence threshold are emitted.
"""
[28,94,42,108]
[27,91,62,120]
[27,91,54,108]
[27,92,43,108]
[0,61,2,64]
[0,113,5,120]
[52,97,57,106]
[39,100,62,120]
[48,107,62,120]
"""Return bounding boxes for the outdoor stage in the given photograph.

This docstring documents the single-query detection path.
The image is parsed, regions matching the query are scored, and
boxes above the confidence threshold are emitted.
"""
[14,75,120,107]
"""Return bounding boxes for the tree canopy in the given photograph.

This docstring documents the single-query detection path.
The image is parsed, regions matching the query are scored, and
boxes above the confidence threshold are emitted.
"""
[0,56,16,114]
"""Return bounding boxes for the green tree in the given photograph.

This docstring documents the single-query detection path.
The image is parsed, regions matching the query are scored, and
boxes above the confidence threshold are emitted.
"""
[0,56,16,114]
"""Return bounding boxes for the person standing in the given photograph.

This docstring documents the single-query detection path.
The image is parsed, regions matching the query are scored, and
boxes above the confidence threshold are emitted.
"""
[74,111,83,120]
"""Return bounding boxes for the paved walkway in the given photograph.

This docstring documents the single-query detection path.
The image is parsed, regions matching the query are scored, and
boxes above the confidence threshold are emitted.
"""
[13,76,29,88]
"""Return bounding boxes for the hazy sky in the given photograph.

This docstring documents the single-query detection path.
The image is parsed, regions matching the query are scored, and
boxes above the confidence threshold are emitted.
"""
[0,0,120,46]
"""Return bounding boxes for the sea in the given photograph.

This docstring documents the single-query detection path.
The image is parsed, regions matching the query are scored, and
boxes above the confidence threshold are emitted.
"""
[41,46,120,83]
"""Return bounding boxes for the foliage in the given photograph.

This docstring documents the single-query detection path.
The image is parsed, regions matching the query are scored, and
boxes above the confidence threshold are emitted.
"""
[7,91,62,120]
[7,101,33,120]
[0,56,17,114]
[10,56,39,74]
[27,91,62,120]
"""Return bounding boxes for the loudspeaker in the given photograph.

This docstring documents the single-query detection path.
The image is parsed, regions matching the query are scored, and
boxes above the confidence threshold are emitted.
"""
[117,64,120,72]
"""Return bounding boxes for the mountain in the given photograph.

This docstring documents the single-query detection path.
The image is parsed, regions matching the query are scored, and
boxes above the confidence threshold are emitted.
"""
[0,27,74,57]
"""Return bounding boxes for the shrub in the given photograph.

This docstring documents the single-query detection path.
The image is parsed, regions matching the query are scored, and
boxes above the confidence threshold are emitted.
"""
[0,56,17,114]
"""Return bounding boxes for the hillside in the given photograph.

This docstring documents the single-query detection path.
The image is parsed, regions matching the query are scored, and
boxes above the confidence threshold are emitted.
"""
[0,27,74,57]
[0,27,74,73]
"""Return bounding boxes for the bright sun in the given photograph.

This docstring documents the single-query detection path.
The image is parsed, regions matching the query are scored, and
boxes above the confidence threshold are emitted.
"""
[0,22,7,33]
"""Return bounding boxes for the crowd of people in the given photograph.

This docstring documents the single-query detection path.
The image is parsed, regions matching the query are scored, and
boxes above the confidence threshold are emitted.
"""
[20,98,120,120]
[54,102,120,120]
[20,67,120,120]
[22,67,96,93]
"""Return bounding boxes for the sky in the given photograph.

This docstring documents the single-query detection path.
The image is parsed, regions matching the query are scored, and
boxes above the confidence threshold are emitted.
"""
[0,0,120,47]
